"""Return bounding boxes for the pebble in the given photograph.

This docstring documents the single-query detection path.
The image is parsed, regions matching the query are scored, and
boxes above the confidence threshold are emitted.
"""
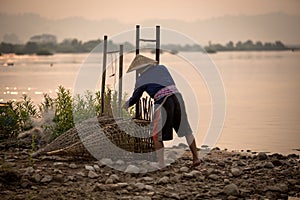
[143,177,154,182]
[164,192,180,199]
[32,173,41,182]
[116,182,129,188]
[217,161,226,167]
[21,179,30,188]
[179,166,189,172]
[135,182,145,190]
[109,174,120,182]
[255,162,265,169]
[88,170,98,179]
[223,183,239,196]
[93,164,100,172]
[100,158,113,166]
[31,186,38,190]
[93,183,106,191]
[124,165,140,173]
[23,166,34,176]
[178,143,188,149]
[208,174,219,180]
[257,152,268,160]
[183,172,194,178]
[67,175,76,181]
[167,150,178,160]
[85,165,94,171]
[53,174,64,183]
[271,159,282,166]
[53,169,62,174]
[237,160,247,166]
[231,168,242,177]
[145,185,154,190]
[53,162,65,167]
[264,161,275,168]
[115,159,125,165]
[105,178,114,184]
[206,168,215,175]
[224,179,230,184]
[69,163,77,169]
[134,196,151,200]
[40,175,53,183]
[158,176,170,184]
[190,170,201,176]
[76,171,86,177]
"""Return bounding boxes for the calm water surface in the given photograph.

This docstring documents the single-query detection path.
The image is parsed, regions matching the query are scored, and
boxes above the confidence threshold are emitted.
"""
[0,51,299,154]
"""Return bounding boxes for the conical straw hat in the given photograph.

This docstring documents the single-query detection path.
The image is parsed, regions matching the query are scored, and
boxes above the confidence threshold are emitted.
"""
[127,54,158,73]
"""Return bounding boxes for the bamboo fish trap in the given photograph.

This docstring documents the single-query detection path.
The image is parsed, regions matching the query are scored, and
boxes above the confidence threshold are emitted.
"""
[33,116,155,161]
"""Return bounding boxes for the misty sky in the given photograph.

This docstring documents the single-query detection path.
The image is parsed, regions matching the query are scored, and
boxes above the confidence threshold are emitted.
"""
[1,0,299,22]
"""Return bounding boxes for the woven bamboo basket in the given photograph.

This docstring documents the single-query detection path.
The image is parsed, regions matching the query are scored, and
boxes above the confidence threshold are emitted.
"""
[33,116,155,161]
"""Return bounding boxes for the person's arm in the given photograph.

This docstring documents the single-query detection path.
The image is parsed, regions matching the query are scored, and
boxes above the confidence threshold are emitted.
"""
[124,84,146,109]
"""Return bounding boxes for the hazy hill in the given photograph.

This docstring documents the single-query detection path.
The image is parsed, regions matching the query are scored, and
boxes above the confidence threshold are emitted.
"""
[0,12,299,45]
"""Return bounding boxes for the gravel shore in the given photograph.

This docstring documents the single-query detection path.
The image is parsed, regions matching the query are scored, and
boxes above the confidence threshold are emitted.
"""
[0,138,299,200]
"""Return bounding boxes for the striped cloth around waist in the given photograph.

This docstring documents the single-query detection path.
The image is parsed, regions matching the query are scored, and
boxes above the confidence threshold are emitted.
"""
[154,84,179,102]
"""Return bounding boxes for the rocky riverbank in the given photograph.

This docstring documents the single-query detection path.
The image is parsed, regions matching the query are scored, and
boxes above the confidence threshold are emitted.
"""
[0,139,299,200]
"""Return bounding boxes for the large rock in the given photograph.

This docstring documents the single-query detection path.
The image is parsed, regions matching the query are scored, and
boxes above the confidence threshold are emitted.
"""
[223,183,239,196]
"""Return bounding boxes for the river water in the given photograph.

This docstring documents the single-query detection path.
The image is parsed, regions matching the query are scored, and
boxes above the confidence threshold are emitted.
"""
[0,51,299,154]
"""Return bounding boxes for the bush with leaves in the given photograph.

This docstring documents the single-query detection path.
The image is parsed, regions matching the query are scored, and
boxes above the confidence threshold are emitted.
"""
[73,91,99,123]
[52,86,74,138]
[0,95,38,137]
[1,85,130,140]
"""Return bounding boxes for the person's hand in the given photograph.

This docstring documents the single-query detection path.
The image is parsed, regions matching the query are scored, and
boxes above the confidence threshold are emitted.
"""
[122,101,129,110]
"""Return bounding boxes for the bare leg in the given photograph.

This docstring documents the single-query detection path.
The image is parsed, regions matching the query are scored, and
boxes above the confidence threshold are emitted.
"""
[154,140,165,168]
[185,134,200,166]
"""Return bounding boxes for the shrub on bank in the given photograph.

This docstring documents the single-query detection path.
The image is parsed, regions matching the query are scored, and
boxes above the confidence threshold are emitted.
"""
[0,86,120,141]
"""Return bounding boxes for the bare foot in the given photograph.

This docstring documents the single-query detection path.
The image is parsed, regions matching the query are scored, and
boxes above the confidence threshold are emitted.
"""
[191,159,201,168]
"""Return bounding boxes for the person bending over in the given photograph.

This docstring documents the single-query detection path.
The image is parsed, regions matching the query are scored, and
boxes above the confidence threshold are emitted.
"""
[123,54,200,168]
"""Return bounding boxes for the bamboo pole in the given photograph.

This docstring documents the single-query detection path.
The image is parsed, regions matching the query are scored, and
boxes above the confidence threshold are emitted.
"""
[101,35,108,115]
[135,25,140,119]
[118,45,123,118]
[156,25,160,63]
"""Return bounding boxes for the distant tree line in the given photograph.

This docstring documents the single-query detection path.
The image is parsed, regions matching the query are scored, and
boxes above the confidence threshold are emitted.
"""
[0,38,103,55]
[0,33,294,55]
[204,40,290,52]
